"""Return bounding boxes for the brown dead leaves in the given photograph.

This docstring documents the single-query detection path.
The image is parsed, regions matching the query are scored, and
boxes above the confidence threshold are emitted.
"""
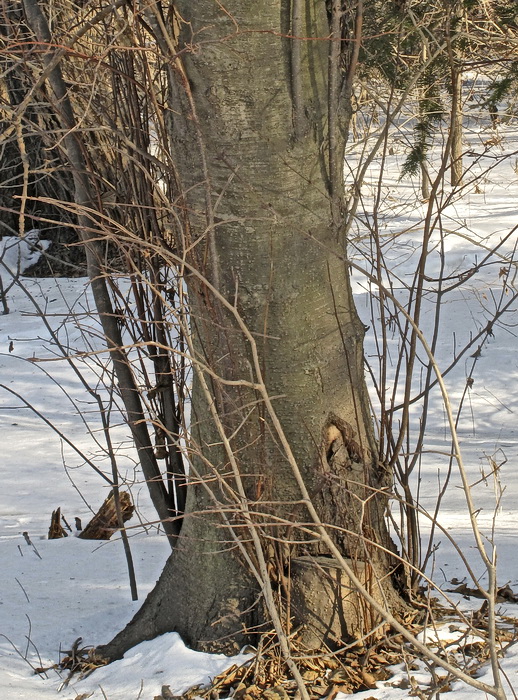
[170,638,403,699]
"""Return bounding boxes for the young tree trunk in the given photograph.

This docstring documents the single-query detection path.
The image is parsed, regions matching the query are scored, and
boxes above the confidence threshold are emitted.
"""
[99,0,404,658]
[450,65,464,187]
[448,2,464,188]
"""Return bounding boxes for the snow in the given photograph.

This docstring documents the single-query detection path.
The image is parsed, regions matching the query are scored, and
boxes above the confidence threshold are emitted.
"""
[0,230,50,280]
[1,88,518,698]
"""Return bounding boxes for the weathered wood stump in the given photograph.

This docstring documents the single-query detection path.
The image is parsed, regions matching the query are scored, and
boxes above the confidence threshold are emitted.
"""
[48,507,67,539]
[79,490,134,540]
[48,491,134,540]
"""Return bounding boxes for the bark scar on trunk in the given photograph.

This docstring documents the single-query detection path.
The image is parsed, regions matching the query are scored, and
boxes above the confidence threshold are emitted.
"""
[322,412,369,468]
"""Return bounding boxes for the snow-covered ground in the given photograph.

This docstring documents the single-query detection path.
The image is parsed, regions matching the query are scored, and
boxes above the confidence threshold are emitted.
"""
[1,86,518,698]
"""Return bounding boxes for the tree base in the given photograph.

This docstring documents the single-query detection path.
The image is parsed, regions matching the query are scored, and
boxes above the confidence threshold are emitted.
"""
[290,556,390,650]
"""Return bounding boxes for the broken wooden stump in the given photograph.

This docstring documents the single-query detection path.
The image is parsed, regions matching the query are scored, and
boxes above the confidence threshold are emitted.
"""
[48,491,134,541]
[78,490,134,540]
[48,507,68,539]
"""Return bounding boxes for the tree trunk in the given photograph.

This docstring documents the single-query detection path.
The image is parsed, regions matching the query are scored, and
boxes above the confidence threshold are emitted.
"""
[99,0,403,658]
[450,65,463,187]
[448,2,464,188]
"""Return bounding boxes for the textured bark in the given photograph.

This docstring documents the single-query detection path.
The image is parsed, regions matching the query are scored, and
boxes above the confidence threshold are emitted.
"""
[78,490,134,541]
[99,0,403,658]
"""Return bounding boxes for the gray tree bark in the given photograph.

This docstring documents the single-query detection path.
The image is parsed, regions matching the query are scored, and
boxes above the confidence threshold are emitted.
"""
[99,0,403,657]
